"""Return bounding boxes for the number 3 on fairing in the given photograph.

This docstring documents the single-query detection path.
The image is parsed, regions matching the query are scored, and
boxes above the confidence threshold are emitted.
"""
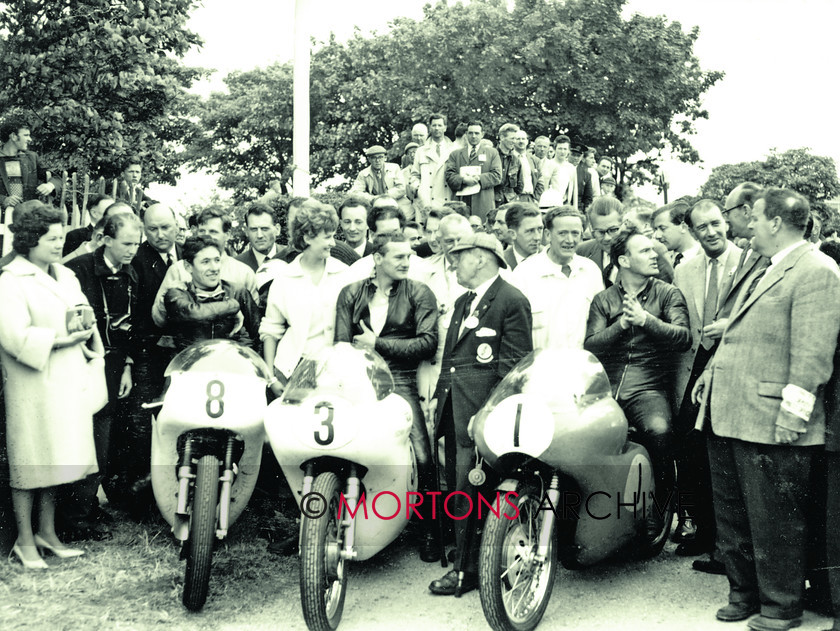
[205,380,225,418]
[313,401,335,445]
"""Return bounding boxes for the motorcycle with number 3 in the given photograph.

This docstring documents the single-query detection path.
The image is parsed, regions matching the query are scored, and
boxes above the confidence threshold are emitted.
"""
[471,348,672,631]
[264,343,416,631]
[147,340,270,611]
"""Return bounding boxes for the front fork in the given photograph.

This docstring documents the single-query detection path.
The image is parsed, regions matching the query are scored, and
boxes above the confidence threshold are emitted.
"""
[299,463,360,562]
[172,434,238,542]
[534,474,560,563]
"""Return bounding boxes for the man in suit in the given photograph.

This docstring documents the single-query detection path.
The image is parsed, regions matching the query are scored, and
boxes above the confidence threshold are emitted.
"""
[351,145,406,202]
[236,203,280,272]
[410,113,455,223]
[692,189,840,630]
[503,202,543,270]
[110,156,157,213]
[652,200,700,268]
[576,195,624,285]
[514,129,543,204]
[571,144,594,212]
[444,121,502,224]
[0,118,62,210]
[428,233,532,596]
[532,135,551,170]
[338,193,375,258]
[672,200,741,560]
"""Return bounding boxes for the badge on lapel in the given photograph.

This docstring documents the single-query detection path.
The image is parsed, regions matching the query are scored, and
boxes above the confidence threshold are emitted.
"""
[476,343,493,364]
[475,327,496,338]
[464,314,479,330]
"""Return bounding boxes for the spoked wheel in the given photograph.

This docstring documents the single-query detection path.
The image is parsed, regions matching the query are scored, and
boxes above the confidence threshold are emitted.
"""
[183,454,220,611]
[300,472,347,631]
[479,484,557,631]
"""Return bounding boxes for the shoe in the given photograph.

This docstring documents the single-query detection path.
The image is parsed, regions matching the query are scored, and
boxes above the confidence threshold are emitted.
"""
[716,602,759,622]
[419,534,440,563]
[33,534,85,559]
[429,570,478,596]
[267,535,298,556]
[746,615,802,630]
[804,586,835,618]
[675,539,713,557]
[59,520,111,542]
[447,548,457,564]
[672,517,697,543]
[693,558,726,575]
[8,543,48,570]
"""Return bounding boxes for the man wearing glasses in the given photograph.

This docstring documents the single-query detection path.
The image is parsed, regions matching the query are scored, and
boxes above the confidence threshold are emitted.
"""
[576,195,625,286]
[351,145,407,202]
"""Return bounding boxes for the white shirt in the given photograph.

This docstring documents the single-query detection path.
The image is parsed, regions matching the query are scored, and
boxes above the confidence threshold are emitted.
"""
[512,251,603,350]
[459,273,498,337]
[252,244,277,269]
[767,240,808,275]
[351,241,367,258]
[703,242,736,297]
[679,242,702,264]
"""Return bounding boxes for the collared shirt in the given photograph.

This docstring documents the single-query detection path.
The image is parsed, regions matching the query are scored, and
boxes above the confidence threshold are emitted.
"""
[768,240,807,274]
[512,251,603,349]
[703,242,735,296]
[518,152,533,195]
[157,246,178,266]
[679,242,702,264]
[251,244,277,269]
[102,251,120,274]
[351,241,367,259]
[459,273,499,336]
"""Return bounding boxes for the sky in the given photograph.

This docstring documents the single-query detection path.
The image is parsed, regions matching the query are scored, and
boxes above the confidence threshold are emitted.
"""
[157,0,840,206]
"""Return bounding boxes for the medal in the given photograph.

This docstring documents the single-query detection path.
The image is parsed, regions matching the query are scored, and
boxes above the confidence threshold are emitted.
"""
[464,314,479,329]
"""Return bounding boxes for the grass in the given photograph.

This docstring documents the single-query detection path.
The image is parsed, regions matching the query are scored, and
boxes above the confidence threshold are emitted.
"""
[0,494,303,631]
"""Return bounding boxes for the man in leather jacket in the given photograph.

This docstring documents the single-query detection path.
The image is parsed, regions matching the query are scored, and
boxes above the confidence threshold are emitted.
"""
[163,235,260,352]
[334,231,439,560]
[584,226,691,527]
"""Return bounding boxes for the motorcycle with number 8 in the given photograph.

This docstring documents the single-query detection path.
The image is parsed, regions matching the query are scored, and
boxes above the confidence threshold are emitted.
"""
[147,340,270,611]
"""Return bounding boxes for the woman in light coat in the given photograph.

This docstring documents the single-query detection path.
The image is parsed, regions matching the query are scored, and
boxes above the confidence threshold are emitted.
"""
[0,204,105,568]
[260,199,348,396]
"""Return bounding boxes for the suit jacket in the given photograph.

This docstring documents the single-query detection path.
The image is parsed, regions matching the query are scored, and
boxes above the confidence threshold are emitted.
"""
[576,162,594,211]
[495,147,524,205]
[63,224,95,256]
[717,247,769,319]
[502,247,519,271]
[705,243,840,446]
[410,137,455,209]
[445,144,503,223]
[433,276,533,445]
[0,150,62,208]
[236,247,260,272]
[672,242,741,407]
[575,238,675,285]
[350,163,406,200]
[132,241,181,340]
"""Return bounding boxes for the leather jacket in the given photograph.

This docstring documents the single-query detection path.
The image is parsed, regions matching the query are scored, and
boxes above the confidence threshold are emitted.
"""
[163,280,260,352]
[584,277,691,399]
[334,277,438,374]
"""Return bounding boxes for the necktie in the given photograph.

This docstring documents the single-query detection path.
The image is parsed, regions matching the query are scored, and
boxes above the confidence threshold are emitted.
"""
[436,143,441,157]
[743,267,767,302]
[602,261,614,288]
[674,252,683,267]
[469,145,477,161]
[458,291,477,336]
[700,258,718,350]
[166,253,173,268]
[561,264,572,278]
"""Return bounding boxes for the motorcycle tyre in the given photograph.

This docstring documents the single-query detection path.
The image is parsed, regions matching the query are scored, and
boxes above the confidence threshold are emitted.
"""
[479,483,557,631]
[183,454,220,611]
[300,472,347,631]
[634,466,676,560]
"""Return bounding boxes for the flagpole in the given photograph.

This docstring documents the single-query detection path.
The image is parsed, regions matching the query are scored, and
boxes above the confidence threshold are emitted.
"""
[293,0,310,197]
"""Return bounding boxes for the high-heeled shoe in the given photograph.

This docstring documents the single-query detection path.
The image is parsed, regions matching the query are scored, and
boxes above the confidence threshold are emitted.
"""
[33,534,85,559]
[9,543,48,569]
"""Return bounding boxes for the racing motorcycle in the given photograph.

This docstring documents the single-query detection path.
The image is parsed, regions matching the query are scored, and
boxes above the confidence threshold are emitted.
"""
[264,343,416,631]
[471,348,673,631]
[147,339,270,611]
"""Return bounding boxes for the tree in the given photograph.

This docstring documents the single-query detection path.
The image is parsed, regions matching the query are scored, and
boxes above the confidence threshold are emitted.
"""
[188,0,721,196]
[0,0,205,184]
[699,148,840,217]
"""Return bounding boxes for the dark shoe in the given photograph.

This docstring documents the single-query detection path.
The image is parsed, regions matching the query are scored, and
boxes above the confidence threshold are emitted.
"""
[672,517,697,543]
[746,615,802,631]
[267,535,298,556]
[419,534,440,563]
[59,521,112,542]
[804,586,835,618]
[675,539,713,557]
[429,570,478,596]
[693,557,726,575]
[447,548,456,564]
[716,602,759,622]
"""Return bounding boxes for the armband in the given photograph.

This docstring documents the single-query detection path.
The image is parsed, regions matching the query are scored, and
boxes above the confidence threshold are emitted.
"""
[780,384,816,421]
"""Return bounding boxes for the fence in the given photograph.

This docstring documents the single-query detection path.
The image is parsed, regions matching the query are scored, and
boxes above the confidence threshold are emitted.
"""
[0,172,144,255]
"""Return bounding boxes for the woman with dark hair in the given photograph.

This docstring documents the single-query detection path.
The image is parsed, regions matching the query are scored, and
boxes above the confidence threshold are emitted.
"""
[162,235,260,351]
[260,199,348,396]
[0,204,105,568]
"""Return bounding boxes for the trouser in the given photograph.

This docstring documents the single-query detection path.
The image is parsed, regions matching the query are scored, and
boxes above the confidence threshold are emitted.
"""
[805,450,840,627]
[617,390,675,513]
[392,370,434,525]
[708,433,815,620]
[60,352,124,523]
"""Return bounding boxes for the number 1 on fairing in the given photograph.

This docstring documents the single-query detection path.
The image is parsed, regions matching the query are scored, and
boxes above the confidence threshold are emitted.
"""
[513,403,523,447]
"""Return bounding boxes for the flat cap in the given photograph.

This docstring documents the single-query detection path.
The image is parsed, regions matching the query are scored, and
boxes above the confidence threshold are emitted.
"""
[404,142,419,152]
[448,232,507,269]
[601,175,616,185]
[365,145,386,157]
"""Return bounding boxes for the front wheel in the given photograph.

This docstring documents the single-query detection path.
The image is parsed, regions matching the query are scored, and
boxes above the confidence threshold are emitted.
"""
[479,483,557,631]
[300,472,347,631]
[183,454,220,611]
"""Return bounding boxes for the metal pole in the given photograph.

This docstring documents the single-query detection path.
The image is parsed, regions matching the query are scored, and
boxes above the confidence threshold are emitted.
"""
[292,0,311,197]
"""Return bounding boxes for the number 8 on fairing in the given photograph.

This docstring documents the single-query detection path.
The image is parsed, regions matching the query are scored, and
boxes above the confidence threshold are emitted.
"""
[205,380,225,418]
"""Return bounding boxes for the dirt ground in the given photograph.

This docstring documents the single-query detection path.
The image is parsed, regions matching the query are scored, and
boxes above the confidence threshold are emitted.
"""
[0,497,834,631]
